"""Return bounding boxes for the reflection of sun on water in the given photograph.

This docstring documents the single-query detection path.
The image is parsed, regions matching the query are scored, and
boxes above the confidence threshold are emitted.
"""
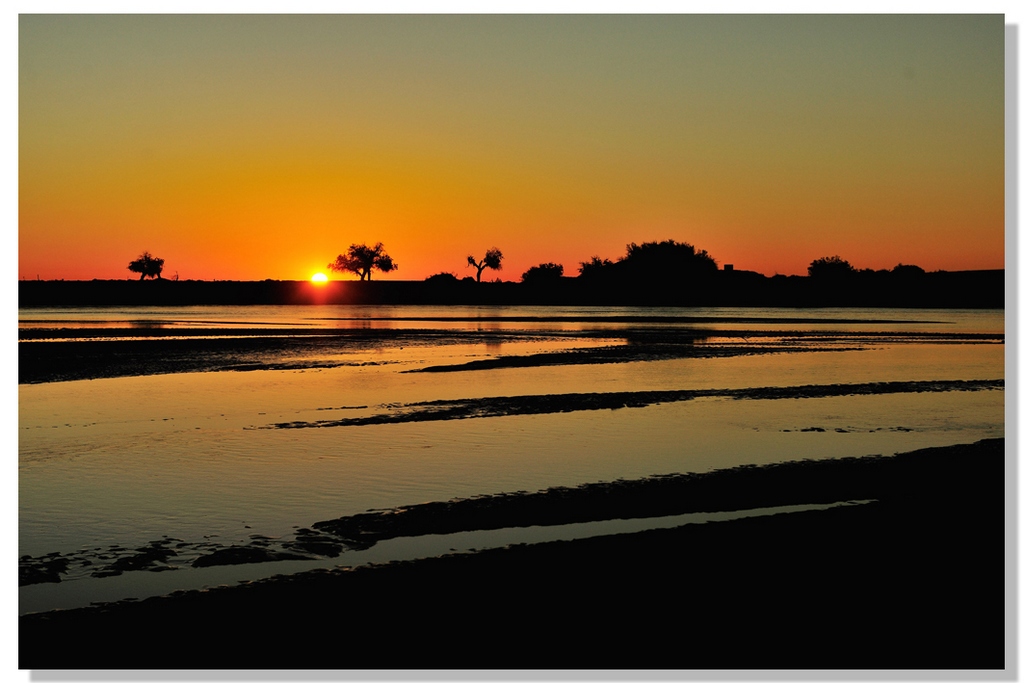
[311,273,328,285]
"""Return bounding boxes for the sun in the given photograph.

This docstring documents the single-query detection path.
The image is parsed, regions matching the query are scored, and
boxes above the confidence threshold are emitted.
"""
[311,272,329,284]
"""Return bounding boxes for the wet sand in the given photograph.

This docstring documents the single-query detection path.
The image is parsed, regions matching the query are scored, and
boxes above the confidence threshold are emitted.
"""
[20,438,1005,669]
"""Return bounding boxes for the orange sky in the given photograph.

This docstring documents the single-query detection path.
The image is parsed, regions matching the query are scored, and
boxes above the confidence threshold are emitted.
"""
[19,15,1004,281]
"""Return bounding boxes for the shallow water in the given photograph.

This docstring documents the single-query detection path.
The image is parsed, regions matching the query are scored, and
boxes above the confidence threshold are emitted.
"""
[18,305,1004,613]
[17,304,1005,333]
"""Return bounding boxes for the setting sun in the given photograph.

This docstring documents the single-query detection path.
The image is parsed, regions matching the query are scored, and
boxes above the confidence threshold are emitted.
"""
[311,273,328,284]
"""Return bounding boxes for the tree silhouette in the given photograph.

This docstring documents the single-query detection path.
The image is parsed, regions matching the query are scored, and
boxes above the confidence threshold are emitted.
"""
[620,240,718,277]
[328,243,398,281]
[892,263,925,277]
[521,262,564,285]
[808,255,855,278]
[127,251,165,280]
[467,248,503,282]
[578,256,613,278]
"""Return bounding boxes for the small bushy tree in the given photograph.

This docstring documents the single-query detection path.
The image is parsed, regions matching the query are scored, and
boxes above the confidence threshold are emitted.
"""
[467,248,503,282]
[127,251,164,280]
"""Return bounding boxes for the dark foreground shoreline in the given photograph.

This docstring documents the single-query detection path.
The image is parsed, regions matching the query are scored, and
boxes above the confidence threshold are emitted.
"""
[20,439,1005,670]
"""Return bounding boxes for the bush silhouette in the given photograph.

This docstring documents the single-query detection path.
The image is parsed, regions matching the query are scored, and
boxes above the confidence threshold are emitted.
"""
[521,262,564,285]
[619,240,718,278]
[127,252,164,280]
[425,272,460,285]
[578,256,613,278]
[892,263,926,277]
[808,256,855,278]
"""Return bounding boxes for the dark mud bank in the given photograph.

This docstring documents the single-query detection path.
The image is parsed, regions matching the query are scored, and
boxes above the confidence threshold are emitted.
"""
[264,379,1004,429]
[20,438,1005,669]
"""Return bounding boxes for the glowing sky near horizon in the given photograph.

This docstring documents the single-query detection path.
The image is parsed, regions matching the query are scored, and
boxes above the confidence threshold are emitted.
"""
[19,14,1004,281]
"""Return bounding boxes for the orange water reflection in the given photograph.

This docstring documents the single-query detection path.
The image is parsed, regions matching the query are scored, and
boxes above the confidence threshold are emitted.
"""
[19,306,1004,611]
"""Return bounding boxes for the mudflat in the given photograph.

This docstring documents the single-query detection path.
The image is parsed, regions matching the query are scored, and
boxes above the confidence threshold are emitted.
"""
[18,323,1002,384]
[20,438,1005,670]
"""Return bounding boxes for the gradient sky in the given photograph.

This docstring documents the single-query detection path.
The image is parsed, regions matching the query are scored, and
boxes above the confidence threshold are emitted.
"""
[19,14,1004,281]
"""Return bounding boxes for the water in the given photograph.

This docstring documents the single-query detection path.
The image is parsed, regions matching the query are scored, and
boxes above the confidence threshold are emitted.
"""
[18,305,1004,614]
[17,304,1005,333]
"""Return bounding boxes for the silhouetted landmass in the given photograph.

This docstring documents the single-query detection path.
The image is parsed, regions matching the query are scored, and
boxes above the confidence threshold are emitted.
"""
[262,379,1003,430]
[307,437,1002,547]
[406,329,999,373]
[18,266,1004,308]
[20,438,1004,668]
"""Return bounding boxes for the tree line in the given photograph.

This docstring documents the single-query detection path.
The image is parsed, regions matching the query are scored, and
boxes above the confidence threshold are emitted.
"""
[125,242,934,283]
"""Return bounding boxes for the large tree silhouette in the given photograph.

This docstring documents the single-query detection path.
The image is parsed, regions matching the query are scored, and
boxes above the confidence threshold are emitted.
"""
[808,255,855,278]
[578,256,613,278]
[328,243,398,281]
[467,248,503,282]
[521,262,564,285]
[127,251,165,280]
[620,240,718,278]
